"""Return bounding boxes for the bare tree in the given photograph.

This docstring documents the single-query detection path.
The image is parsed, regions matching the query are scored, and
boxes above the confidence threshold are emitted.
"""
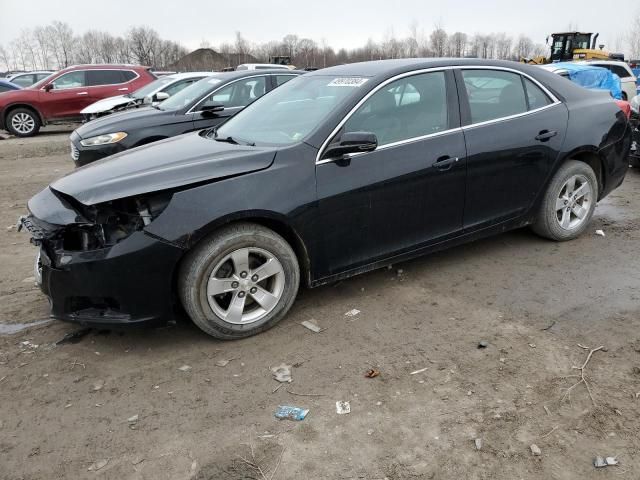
[494,33,512,60]
[628,13,640,59]
[430,26,448,58]
[513,35,534,59]
[297,38,317,67]
[50,21,75,68]
[127,26,161,65]
[0,45,10,71]
[33,26,52,69]
[448,32,467,57]
[282,34,299,59]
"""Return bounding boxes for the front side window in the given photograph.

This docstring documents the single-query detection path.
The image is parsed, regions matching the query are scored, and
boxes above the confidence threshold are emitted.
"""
[51,71,86,90]
[159,76,224,111]
[341,71,448,145]
[200,76,267,110]
[462,70,528,123]
[164,78,197,96]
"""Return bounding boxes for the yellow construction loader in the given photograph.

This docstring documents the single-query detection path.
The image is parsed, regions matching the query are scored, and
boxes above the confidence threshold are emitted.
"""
[523,32,612,65]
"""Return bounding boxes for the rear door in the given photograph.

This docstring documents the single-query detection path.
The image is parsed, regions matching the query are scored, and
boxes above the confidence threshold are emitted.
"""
[191,75,268,131]
[40,71,91,119]
[456,68,568,229]
[313,70,467,277]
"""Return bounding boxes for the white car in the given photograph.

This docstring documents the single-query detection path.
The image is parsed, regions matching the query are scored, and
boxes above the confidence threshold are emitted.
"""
[6,71,54,88]
[581,60,638,101]
[236,63,292,71]
[80,72,214,119]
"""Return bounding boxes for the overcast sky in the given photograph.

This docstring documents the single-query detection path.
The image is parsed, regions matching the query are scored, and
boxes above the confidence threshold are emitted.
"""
[0,0,637,54]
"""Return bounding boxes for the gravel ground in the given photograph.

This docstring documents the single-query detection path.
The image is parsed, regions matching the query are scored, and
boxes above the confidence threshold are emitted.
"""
[1,130,640,480]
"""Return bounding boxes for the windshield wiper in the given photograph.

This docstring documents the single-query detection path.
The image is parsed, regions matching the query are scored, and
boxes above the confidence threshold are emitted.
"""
[214,136,240,145]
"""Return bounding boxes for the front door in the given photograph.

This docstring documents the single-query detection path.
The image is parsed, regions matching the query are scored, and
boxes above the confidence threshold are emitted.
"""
[456,68,568,229]
[313,70,467,278]
[40,71,92,119]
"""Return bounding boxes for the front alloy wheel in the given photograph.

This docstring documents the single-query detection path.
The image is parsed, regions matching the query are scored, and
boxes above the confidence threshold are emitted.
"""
[7,108,40,137]
[179,223,300,339]
[207,247,285,324]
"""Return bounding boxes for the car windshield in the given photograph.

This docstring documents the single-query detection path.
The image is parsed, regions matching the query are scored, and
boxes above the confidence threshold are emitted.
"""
[214,75,366,146]
[158,76,223,111]
[131,77,175,100]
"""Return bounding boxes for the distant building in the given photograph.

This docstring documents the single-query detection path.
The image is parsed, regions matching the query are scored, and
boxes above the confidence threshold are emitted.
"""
[168,48,259,72]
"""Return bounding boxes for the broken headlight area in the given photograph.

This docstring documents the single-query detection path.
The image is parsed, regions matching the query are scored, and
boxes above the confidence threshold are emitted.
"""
[24,191,173,262]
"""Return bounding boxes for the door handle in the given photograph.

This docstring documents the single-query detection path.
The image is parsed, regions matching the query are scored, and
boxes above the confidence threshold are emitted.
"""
[433,155,459,171]
[118,88,129,91]
[76,92,88,96]
[535,130,558,142]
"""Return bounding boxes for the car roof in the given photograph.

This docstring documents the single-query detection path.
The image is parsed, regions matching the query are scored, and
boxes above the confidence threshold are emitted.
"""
[205,69,303,82]
[166,71,217,80]
[58,64,151,73]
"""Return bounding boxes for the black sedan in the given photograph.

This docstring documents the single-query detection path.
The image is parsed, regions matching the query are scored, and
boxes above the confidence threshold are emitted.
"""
[22,59,631,340]
[70,69,302,166]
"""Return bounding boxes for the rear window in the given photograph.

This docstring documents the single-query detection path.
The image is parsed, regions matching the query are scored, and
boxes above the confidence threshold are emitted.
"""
[121,70,138,81]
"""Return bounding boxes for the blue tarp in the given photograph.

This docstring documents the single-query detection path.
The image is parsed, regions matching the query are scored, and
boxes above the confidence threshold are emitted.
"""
[552,62,623,100]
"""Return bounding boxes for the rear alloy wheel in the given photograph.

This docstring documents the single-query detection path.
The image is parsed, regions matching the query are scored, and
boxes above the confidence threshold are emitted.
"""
[6,108,40,137]
[178,223,300,339]
[532,160,598,241]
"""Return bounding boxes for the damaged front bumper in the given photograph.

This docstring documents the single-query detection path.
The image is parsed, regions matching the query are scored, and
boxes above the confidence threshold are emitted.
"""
[20,187,184,327]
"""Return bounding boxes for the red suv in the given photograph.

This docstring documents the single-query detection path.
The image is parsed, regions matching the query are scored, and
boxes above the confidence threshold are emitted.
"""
[0,64,156,137]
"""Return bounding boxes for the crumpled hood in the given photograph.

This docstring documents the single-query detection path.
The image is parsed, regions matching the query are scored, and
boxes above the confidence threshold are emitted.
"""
[80,95,134,114]
[51,132,278,205]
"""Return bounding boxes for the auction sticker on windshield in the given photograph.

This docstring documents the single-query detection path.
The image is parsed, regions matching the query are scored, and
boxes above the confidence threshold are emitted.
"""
[328,77,369,87]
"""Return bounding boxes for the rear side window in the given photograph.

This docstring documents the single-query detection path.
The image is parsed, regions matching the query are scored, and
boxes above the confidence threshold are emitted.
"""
[275,75,296,86]
[342,71,448,145]
[596,64,631,79]
[87,70,127,86]
[524,78,552,110]
[11,75,34,87]
[164,79,197,96]
[462,70,528,123]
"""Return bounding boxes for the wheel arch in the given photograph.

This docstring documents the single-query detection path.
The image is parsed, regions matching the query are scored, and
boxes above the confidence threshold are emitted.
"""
[560,147,605,199]
[3,103,45,126]
[178,211,312,288]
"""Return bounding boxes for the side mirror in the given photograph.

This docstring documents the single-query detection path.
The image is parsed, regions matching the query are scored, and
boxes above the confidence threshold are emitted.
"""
[153,91,170,102]
[199,104,225,116]
[44,83,54,92]
[323,131,378,159]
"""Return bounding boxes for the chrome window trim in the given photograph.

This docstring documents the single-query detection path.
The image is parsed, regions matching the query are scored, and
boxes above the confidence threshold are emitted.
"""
[315,65,561,164]
[187,74,269,114]
[42,68,141,91]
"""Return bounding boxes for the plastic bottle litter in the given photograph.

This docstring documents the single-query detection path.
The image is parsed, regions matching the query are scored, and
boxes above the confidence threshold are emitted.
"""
[274,405,309,421]
[594,456,618,468]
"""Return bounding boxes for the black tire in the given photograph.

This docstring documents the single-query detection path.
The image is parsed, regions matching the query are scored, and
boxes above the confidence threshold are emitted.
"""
[178,223,300,340]
[532,160,598,241]
[6,108,40,137]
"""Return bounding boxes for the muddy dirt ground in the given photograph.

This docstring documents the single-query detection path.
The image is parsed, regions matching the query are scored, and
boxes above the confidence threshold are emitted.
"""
[1,129,640,480]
